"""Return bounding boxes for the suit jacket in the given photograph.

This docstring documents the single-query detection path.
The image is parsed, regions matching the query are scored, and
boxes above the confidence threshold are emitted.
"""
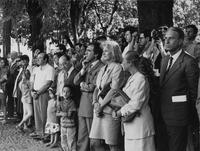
[121,72,155,139]
[160,51,199,126]
[74,60,104,117]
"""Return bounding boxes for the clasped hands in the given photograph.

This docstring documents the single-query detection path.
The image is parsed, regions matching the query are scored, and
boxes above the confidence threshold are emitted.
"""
[94,102,104,117]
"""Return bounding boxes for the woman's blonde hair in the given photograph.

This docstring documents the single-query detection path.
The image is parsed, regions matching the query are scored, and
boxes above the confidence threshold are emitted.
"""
[102,40,122,63]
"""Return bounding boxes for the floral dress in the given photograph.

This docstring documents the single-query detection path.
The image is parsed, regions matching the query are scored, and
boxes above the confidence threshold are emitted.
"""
[45,98,60,134]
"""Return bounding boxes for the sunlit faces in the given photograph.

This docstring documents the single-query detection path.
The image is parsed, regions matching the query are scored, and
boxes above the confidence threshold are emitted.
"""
[139,33,147,47]
[62,87,71,99]
[125,31,132,43]
[37,53,45,66]
[185,27,195,40]
[85,45,95,62]
[101,44,113,63]
[164,29,182,53]
[53,55,59,66]
[59,56,71,70]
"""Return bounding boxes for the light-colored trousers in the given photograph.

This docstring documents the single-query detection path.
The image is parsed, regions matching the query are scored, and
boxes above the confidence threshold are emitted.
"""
[61,126,77,151]
[33,92,49,135]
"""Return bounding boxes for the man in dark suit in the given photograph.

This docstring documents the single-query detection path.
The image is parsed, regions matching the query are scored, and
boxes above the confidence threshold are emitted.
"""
[159,27,199,151]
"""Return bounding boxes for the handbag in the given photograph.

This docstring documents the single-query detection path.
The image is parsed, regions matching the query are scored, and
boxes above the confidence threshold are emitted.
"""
[98,83,111,99]
[110,89,141,123]
[109,89,130,110]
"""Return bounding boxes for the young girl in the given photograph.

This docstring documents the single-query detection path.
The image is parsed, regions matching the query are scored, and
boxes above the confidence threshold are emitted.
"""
[56,85,77,151]
[16,69,33,131]
[45,88,60,148]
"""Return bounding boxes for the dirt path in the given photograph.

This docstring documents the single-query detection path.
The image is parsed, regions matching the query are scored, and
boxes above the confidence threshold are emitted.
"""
[0,119,62,151]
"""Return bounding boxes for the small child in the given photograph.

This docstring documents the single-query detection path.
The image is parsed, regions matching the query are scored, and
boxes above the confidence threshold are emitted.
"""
[16,70,33,131]
[56,85,77,151]
[45,88,60,148]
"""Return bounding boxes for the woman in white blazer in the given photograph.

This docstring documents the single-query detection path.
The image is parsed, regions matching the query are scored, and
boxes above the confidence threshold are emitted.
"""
[113,51,156,151]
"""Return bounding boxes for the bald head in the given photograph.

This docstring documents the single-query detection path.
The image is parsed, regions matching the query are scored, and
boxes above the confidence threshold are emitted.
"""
[59,55,71,70]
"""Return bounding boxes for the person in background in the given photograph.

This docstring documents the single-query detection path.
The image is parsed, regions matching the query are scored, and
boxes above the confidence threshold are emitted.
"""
[13,55,31,123]
[56,85,77,151]
[123,26,138,58]
[89,40,124,151]
[44,88,59,148]
[30,52,55,139]
[183,24,200,59]
[53,52,63,70]
[74,42,104,151]
[16,68,32,132]
[6,51,20,118]
[0,57,9,123]
[51,52,63,89]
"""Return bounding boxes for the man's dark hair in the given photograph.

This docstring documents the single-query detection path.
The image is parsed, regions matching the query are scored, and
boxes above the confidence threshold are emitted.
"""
[57,44,67,53]
[168,27,184,40]
[124,26,137,34]
[63,84,73,96]
[140,29,151,39]
[88,42,103,60]
[42,53,49,63]
[62,54,71,61]
[95,35,107,42]
[186,24,198,36]
[54,52,63,58]
[20,55,29,63]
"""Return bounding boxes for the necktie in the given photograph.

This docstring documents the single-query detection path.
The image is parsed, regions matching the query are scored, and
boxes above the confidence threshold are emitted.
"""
[163,57,173,81]
[166,57,173,74]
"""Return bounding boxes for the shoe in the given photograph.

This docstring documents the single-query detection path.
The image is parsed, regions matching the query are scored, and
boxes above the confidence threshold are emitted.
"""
[42,139,50,144]
[49,143,59,148]
[45,142,52,147]
[33,136,43,141]
[42,136,50,143]
[16,125,25,133]
[29,132,40,137]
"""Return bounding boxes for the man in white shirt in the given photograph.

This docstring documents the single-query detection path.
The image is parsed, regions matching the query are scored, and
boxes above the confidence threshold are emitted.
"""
[31,52,55,138]
[56,55,71,100]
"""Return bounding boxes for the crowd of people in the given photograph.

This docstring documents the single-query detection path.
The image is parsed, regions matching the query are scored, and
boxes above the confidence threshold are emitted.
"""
[0,24,200,151]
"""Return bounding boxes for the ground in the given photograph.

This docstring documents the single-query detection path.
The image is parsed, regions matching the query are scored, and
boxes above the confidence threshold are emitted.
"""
[0,117,62,151]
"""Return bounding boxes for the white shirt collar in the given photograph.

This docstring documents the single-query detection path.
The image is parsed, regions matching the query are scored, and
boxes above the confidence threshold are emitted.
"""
[170,49,182,63]
[67,66,74,77]
[91,60,99,68]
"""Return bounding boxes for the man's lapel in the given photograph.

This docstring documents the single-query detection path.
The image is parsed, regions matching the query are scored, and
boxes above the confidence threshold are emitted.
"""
[160,56,169,85]
[162,51,184,85]
[88,61,102,73]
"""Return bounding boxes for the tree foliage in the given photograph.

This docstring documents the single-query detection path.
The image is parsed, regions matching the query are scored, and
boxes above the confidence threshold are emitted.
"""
[0,0,199,53]
[173,0,200,28]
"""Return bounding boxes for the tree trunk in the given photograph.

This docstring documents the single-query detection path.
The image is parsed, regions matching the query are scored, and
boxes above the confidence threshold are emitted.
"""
[70,0,83,45]
[137,0,173,31]
[2,19,11,57]
[26,0,44,52]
